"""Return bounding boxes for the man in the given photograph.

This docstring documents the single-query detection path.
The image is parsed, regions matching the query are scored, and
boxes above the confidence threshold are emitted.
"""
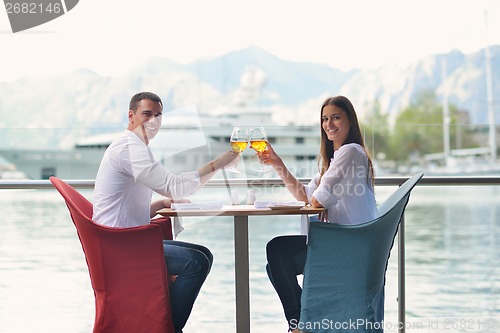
[93,91,238,333]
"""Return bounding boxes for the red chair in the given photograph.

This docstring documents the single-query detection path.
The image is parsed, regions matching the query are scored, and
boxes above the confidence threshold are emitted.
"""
[50,176,175,333]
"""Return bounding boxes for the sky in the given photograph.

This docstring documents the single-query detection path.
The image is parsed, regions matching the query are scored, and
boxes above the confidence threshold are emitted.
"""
[1,0,500,82]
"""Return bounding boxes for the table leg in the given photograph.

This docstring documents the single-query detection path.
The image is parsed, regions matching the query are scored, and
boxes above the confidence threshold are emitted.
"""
[234,215,250,333]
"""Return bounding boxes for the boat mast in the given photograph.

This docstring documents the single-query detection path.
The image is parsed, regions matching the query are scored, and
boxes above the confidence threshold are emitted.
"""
[485,9,497,163]
[441,57,451,166]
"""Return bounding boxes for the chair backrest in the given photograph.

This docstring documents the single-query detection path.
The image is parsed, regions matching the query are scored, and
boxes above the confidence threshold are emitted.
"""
[50,176,94,220]
[50,176,174,333]
[299,172,423,333]
[377,172,424,217]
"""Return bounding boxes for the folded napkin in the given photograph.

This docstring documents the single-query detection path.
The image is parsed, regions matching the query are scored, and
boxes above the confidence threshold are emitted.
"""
[173,217,184,239]
[253,200,305,208]
[171,201,224,211]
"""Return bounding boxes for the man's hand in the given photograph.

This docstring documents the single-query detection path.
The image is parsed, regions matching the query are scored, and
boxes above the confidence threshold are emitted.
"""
[163,198,190,208]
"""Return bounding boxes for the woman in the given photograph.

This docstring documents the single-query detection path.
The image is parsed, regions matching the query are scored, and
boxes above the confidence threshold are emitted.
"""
[258,95,377,332]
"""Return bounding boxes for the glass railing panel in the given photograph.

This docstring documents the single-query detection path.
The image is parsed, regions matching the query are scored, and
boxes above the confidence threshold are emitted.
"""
[0,184,498,332]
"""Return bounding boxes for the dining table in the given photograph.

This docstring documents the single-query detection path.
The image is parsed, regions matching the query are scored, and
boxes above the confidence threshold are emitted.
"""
[157,204,324,333]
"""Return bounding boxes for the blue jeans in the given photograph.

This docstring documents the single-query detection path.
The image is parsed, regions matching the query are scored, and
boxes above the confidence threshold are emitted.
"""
[163,240,213,333]
[266,235,307,330]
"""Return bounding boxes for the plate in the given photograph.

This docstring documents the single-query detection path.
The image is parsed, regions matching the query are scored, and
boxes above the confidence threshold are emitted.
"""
[267,204,305,210]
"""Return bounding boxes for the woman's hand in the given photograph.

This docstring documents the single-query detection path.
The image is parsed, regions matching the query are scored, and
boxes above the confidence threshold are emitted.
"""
[311,196,322,208]
[318,209,328,222]
[311,196,328,221]
[257,143,282,168]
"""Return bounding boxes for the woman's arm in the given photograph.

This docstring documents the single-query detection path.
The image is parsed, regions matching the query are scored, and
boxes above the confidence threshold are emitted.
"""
[258,143,308,202]
[311,144,363,208]
[310,196,322,208]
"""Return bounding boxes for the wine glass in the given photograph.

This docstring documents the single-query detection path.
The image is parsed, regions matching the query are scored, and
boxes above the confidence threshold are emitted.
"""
[249,126,271,172]
[227,127,248,173]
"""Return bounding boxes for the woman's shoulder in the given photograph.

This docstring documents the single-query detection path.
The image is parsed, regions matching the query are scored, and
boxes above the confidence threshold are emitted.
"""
[337,143,366,156]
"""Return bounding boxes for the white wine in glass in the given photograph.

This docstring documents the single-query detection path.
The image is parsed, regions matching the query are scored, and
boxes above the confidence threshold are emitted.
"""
[231,141,248,153]
[249,127,271,172]
[227,127,248,173]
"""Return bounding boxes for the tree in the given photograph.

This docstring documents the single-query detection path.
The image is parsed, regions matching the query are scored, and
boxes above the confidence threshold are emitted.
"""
[360,98,391,161]
[387,89,478,163]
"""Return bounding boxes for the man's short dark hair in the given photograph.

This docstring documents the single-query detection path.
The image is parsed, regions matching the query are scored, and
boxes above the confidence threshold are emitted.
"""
[129,92,163,111]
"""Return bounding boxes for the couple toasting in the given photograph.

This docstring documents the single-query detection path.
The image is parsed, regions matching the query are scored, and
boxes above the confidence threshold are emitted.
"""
[92,91,377,333]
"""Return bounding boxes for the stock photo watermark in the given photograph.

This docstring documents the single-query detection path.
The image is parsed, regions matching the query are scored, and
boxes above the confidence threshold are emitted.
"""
[291,317,498,331]
[3,0,79,33]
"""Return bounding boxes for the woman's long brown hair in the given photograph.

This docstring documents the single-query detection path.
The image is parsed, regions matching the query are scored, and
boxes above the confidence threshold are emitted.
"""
[318,96,375,187]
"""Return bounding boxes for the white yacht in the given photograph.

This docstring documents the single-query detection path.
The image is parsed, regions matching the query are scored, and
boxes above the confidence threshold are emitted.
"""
[0,154,28,180]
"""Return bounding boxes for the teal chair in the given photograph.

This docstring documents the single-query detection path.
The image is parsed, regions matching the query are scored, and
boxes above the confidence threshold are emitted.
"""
[299,172,423,333]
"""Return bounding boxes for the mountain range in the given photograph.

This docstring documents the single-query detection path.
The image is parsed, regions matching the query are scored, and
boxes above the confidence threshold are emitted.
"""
[0,45,498,149]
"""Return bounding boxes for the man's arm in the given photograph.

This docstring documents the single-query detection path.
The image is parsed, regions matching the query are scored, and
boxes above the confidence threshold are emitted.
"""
[197,151,239,185]
[150,198,191,218]
[150,198,172,218]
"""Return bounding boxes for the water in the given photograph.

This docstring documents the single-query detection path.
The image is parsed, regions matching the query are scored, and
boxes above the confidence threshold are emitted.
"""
[0,185,498,333]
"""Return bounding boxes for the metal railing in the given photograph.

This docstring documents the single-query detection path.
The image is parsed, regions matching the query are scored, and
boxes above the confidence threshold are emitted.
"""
[2,175,500,333]
[2,175,500,189]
